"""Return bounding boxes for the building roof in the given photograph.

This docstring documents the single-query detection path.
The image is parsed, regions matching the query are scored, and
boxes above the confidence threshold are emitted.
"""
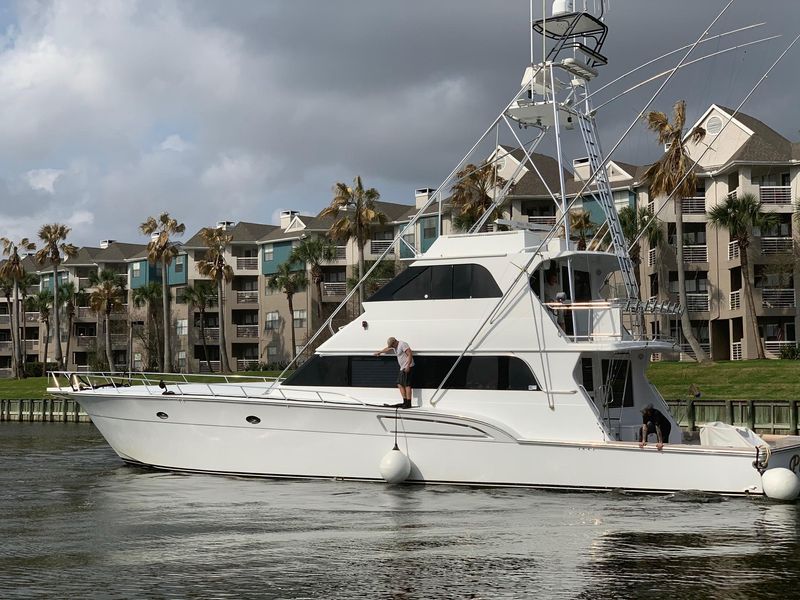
[184,221,278,248]
[62,247,102,267]
[504,147,575,197]
[709,106,794,165]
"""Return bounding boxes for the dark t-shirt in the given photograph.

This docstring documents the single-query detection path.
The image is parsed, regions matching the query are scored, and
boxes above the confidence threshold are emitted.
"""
[643,408,671,432]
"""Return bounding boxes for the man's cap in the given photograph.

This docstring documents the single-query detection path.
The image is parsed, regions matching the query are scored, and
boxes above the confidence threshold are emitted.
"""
[640,403,654,414]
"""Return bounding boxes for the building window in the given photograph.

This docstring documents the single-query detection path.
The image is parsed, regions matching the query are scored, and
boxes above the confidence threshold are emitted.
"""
[132,262,141,277]
[176,319,188,335]
[177,351,186,368]
[706,116,723,135]
[174,255,185,273]
[133,352,142,370]
[265,311,280,330]
[293,309,307,329]
[264,245,274,261]
[266,344,279,361]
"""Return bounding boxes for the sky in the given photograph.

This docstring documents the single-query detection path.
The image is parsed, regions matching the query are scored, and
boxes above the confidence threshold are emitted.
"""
[0,0,798,247]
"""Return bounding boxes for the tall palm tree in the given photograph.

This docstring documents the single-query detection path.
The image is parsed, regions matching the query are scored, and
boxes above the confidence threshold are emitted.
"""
[289,237,336,319]
[196,227,234,373]
[182,281,217,373]
[619,206,664,266]
[0,276,13,372]
[18,271,39,360]
[35,224,77,369]
[268,262,308,362]
[59,282,80,371]
[132,282,163,371]
[27,290,53,367]
[643,100,709,363]
[708,192,777,359]
[568,209,595,251]
[88,270,125,373]
[319,176,387,309]
[450,161,507,231]
[1,237,36,378]
[140,213,185,372]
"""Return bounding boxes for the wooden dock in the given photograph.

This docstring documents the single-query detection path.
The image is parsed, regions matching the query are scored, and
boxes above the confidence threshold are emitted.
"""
[0,398,90,423]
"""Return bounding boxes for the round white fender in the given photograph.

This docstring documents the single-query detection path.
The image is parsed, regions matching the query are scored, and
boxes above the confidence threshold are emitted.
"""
[761,468,800,501]
[379,447,411,484]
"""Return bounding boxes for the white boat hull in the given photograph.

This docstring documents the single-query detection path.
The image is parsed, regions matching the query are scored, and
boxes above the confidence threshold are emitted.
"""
[72,392,800,496]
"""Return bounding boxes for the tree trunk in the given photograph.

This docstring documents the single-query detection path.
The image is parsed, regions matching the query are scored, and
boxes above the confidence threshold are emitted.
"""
[675,202,708,362]
[52,265,63,369]
[161,263,172,372]
[357,243,365,314]
[64,313,73,372]
[19,293,26,377]
[199,309,213,373]
[740,245,765,359]
[11,282,20,378]
[151,302,164,372]
[287,293,296,361]
[42,320,50,372]
[127,317,133,372]
[104,313,115,373]
[218,278,231,373]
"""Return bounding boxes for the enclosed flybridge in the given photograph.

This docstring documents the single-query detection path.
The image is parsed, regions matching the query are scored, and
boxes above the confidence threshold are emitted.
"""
[49,1,800,499]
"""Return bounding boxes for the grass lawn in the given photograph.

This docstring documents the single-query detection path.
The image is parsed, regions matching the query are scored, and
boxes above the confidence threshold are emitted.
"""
[647,360,800,401]
[2,363,799,401]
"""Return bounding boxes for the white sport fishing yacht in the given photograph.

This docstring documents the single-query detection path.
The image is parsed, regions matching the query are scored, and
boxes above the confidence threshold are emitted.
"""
[49,1,800,498]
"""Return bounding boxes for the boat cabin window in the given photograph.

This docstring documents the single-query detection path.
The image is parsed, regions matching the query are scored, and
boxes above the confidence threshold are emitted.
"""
[284,355,538,391]
[368,264,501,302]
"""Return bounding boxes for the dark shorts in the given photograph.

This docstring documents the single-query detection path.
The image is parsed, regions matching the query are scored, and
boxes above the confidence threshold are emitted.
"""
[397,368,413,387]
[640,421,671,443]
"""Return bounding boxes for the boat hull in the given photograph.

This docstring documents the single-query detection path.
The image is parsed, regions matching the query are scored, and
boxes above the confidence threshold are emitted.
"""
[69,392,800,496]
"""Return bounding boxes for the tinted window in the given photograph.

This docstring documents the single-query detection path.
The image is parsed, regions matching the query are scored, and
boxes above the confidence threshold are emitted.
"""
[601,359,633,407]
[368,263,501,302]
[283,355,349,386]
[350,357,397,387]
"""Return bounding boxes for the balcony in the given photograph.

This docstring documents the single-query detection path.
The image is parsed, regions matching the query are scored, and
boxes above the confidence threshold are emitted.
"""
[322,282,347,296]
[369,240,394,255]
[235,257,258,271]
[25,312,38,323]
[237,358,260,371]
[678,342,711,361]
[111,334,128,347]
[0,315,8,325]
[731,341,743,361]
[765,340,796,357]
[198,326,220,342]
[647,248,657,267]
[77,307,93,319]
[528,215,557,227]
[727,188,738,201]
[682,196,705,214]
[236,291,259,304]
[24,340,39,349]
[76,336,96,347]
[761,288,795,309]
[729,290,741,310]
[0,341,11,351]
[77,277,92,290]
[728,241,740,261]
[680,245,708,263]
[761,237,793,255]
[334,246,347,260]
[199,360,221,373]
[685,293,710,312]
[235,324,259,338]
[759,186,792,205]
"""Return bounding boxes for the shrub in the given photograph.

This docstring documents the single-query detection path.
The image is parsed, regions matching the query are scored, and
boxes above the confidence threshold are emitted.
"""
[780,344,800,360]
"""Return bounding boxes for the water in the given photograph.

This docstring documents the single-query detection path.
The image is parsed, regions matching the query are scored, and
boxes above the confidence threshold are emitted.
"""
[2,424,800,599]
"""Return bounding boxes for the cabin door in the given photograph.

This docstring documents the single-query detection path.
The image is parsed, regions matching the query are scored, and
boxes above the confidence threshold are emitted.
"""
[581,356,633,439]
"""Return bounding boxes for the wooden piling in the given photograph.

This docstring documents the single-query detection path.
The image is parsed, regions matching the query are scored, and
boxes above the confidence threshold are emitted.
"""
[747,400,756,430]
[686,399,696,432]
[790,400,798,436]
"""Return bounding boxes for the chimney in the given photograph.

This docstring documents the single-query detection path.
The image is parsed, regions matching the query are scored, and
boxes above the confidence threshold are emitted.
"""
[280,210,299,230]
[415,188,435,209]
[216,221,235,230]
[100,240,115,249]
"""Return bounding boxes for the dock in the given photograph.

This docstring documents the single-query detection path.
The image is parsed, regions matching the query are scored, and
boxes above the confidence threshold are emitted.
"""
[0,398,90,423]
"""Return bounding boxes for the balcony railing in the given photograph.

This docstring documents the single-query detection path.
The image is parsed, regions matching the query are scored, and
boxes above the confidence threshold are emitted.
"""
[23,339,38,349]
[678,342,711,361]
[111,334,128,346]
[760,185,792,205]
[77,277,92,290]
[235,257,258,271]
[0,315,8,325]
[237,358,260,371]
[680,245,708,263]
[685,293,710,312]
[731,341,743,361]
[761,288,795,309]
[369,240,394,255]
[322,282,347,296]
[0,341,11,351]
[727,188,738,201]
[236,291,259,304]
[729,290,741,310]
[24,312,38,323]
[728,241,739,261]
[334,246,347,260]
[76,336,96,347]
[77,307,92,319]
[765,340,796,357]
[761,237,793,255]
[682,196,705,214]
[528,215,557,227]
[647,248,657,267]
[235,324,259,338]
[198,360,221,373]
[198,327,220,342]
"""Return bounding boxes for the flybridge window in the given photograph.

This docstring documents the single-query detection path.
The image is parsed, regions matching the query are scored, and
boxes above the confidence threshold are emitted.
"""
[284,355,538,391]
[368,264,501,302]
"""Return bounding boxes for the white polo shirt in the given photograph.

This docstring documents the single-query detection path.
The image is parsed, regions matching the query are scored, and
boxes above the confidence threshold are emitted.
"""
[395,340,414,370]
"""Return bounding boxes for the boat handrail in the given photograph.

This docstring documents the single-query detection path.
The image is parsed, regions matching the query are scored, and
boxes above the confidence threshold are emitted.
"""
[47,370,370,407]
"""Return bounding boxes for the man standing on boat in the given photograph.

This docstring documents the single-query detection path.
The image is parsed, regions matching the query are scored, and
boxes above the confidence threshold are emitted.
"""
[375,337,414,409]
[639,404,672,450]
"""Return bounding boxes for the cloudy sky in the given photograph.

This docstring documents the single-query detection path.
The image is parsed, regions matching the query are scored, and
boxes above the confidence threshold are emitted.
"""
[0,0,798,246]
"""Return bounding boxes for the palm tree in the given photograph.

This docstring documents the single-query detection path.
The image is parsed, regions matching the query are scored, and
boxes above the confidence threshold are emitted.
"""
[1,237,36,378]
[643,100,709,363]
[88,270,125,373]
[140,213,185,372]
[319,176,387,309]
[35,224,77,369]
[450,161,507,231]
[18,271,39,360]
[268,262,308,362]
[289,237,336,319]
[183,282,217,373]
[568,209,595,251]
[708,192,777,359]
[196,227,233,373]
[27,290,53,367]
[59,282,80,371]
[620,206,664,266]
[132,282,163,371]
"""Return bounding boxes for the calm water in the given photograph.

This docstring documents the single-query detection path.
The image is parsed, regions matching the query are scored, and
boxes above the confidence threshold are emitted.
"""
[2,424,800,599]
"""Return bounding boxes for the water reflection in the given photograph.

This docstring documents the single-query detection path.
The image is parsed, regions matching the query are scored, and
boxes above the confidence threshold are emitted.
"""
[2,423,800,599]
